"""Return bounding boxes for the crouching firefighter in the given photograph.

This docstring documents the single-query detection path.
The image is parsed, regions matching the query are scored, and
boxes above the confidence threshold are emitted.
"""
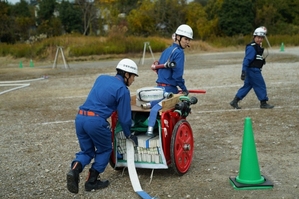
[66,58,139,194]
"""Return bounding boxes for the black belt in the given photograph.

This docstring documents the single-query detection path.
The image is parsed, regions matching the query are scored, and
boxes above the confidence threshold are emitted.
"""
[249,66,262,69]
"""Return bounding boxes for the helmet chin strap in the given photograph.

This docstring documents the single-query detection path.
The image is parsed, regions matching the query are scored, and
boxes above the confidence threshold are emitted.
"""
[124,77,129,86]
[177,36,185,49]
[124,73,131,86]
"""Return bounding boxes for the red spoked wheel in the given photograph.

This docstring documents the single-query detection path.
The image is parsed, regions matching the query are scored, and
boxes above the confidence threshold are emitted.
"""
[170,119,194,175]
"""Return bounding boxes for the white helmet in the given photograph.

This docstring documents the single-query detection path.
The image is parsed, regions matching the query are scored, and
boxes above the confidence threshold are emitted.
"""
[175,24,193,39]
[253,26,267,37]
[116,58,138,76]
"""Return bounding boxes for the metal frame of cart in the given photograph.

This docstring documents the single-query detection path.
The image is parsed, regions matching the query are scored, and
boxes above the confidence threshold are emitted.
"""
[109,93,203,176]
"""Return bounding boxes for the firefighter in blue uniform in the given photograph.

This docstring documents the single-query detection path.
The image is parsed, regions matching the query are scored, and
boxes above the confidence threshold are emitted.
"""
[146,24,193,136]
[230,26,274,109]
[66,58,139,194]
[156,24,192,95]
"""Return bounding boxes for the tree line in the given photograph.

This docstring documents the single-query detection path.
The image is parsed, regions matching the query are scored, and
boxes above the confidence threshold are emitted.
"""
[0,0,298,44]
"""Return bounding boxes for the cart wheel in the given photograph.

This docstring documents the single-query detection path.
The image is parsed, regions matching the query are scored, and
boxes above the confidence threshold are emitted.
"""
[170,119,194,175]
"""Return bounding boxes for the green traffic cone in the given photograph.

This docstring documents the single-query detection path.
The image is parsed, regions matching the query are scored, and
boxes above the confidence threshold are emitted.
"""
[229,117,273,190]
[19,61,23,68]
[30,59,34,67]
[280,42,284,52]
[236,117,264,184]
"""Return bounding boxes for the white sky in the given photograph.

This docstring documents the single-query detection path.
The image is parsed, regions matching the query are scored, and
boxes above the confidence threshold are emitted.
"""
[8,0,20,4]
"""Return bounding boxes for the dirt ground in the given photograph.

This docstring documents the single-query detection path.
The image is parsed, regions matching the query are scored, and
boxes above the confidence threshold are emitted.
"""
[0,46,299,199]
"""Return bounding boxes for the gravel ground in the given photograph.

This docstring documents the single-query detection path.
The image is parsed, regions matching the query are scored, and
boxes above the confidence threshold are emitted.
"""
[0,46,299,199]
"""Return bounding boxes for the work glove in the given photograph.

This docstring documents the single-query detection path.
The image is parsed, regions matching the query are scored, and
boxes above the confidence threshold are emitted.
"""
[241,71,245,81]
[182,90,189,96]
[127,134,138,146]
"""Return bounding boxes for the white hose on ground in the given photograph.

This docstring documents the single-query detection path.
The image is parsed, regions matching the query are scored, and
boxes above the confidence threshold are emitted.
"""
[0,76,46,84]
[0,76,47,95]
[0,83,30,95]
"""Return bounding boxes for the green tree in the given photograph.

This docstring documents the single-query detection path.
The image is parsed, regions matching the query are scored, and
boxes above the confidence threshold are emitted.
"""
[276,0,297,24]
[50,17,63,36]
[11,0,31,17]
[59,1,83,33]
[36,0,62,36]
[255,4,278,31]
[218,0,254,36]
[11,0,35,41]
[114,0,139,14]
[205,0,223,21]
[154,0,188,37]
[0,1,16,43]
[271,0,299,34]
[185,2,208,39]
[95,6,112,36]
[253,0,299,35]
[194,0,209,6]
[204,0,223,37]
[76,0,98,35]
[37,0,56,24]
[126,0,155,36]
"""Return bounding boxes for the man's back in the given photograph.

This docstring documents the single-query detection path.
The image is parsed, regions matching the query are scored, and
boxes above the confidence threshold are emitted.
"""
[80,75,129,118]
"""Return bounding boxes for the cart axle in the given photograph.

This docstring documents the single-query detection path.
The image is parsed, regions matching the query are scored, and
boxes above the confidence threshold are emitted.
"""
[183,144,191,151]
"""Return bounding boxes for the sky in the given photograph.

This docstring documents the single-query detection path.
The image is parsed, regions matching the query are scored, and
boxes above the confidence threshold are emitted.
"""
[7,0,21,4]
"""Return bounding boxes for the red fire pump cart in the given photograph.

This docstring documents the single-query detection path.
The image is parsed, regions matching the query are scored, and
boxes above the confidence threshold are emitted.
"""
[109,90,205,176]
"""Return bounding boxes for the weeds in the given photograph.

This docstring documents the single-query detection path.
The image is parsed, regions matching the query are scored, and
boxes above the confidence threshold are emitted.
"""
[0,34,298,61]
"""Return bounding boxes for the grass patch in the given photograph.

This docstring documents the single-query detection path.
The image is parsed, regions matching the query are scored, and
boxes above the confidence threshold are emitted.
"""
[0,34,298,61]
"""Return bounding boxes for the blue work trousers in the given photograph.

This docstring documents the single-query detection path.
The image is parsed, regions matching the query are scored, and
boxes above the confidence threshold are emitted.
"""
[72,114,112,173]
[157,85,178,94]
[236,68,268,101]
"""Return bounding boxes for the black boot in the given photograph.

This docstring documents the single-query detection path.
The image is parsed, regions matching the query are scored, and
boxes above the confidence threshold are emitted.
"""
[230,96,241,109]
[67,161,82,194]
[85,168,109,191]
[260,101,274,109]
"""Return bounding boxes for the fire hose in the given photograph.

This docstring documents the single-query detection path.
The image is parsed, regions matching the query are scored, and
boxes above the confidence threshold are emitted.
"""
[0,76,47,95]
[137,87,173,102]
[126,140,156,199]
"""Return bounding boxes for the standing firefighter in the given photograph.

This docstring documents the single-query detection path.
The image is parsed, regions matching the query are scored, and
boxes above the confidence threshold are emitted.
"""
[66,58,138,194]
[156,24,193,95]
[146,24,193,136]
[230,26,274,109]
